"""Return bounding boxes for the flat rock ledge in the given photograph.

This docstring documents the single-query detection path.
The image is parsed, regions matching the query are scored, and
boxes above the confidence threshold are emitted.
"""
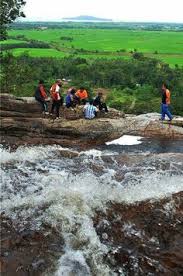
[0,94,183,147]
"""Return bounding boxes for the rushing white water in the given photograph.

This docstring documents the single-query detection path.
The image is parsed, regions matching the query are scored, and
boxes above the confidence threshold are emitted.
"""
[0,144,183,275]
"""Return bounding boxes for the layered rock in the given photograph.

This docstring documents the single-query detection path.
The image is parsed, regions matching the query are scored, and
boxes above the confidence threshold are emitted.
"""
[0,94,183,147]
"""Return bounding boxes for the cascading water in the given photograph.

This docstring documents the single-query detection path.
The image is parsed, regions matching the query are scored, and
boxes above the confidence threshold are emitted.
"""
[0,136,183,275]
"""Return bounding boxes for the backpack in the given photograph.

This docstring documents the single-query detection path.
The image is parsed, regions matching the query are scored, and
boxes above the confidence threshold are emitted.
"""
[35,86,41,99]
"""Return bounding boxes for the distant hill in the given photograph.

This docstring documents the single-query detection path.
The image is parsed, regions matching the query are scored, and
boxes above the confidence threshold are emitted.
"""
[63,15,112,22]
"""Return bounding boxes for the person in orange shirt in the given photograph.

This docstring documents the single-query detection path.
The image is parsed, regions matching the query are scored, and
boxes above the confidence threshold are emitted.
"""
[34,80,49,114]
[75,87,88,105]
[160,83,173,121]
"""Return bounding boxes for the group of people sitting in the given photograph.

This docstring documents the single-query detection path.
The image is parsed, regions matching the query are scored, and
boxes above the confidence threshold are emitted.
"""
[34,79,108,120]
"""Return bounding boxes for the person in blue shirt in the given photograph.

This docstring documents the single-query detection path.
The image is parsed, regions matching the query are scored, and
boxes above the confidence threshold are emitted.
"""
[65,87,77,108]
[83,100,98,119]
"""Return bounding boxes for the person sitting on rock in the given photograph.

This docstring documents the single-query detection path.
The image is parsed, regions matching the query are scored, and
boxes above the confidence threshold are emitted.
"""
[50,79,63,119]
[93,92,108,113]
[75,87,88,105]
[65,87,77,109]
[83,100,98,119]
[34,80,49,114]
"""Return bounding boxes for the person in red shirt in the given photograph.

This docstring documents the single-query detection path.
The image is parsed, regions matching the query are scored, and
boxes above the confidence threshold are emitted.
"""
[34,80,49,114]
[75,87,88,105]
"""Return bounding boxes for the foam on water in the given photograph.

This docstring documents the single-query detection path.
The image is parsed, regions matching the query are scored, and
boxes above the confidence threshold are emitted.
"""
[106,135,142,146]
[1,145,183,275]
[55,250,91,276]
[79,149,103,157]
[0,145,62,164]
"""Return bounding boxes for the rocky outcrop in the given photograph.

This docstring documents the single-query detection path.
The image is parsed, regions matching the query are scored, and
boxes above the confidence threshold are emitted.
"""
[95,191,183,275]
[0,94,183,147]
[1,192,182,275]
[0,214,63,275]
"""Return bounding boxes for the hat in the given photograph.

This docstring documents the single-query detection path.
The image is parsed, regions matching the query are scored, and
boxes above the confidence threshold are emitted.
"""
[56,79,62,83]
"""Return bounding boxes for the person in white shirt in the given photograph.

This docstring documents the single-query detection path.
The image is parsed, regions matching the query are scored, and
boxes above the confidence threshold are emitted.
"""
[83,100,98,119]
[50,79,63,119]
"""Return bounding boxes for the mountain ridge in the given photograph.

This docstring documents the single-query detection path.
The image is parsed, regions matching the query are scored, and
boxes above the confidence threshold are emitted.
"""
[62,15,113,21]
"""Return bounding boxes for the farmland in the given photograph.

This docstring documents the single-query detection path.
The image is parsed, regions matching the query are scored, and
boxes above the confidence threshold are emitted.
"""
[2,26,183,67]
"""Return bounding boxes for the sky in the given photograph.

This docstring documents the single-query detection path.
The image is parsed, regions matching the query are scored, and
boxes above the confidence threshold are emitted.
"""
[22,0,183,23]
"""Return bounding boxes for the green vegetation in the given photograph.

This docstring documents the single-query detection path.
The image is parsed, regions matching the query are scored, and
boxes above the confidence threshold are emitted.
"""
[0,39,27,44]
[0,52,183,115]
[1,23,183,116]
[10,21,183,32]
[10,48,66,58]
[0,0,26,40]
[107,86,161,114]
[155,55,183,67]
[8,28,183,53]
[0,26,182,67]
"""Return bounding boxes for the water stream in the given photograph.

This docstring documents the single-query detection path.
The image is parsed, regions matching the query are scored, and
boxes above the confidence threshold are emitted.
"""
[1,136,183,275]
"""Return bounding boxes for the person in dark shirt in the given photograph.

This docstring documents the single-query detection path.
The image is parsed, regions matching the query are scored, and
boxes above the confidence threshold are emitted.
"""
[160,83,173,121]
[93,92,108,112]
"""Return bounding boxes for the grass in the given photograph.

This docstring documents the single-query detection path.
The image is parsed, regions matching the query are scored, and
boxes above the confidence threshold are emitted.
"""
[106,86,161,114]
[9,48,67,58]
[8,29,183,53]
[6,48,182,67]
[2,28,183,66]
[155,55,183,67]
[0,39,27,44]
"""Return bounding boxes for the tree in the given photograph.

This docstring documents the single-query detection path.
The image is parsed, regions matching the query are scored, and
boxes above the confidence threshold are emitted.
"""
[132,52,144,60]
[0,0,26,40]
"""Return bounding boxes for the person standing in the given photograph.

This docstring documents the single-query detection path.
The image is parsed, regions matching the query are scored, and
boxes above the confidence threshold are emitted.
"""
[50,79,63,119]
[34,80,49,114]
[160,83,173,121]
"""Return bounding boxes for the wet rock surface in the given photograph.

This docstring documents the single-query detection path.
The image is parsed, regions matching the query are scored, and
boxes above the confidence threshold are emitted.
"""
[1,94,183,147]
[1,151,183,275]
[1,191,183,275]
[0,122,183,275]
[94,192,183,275]
[0,215,64,276]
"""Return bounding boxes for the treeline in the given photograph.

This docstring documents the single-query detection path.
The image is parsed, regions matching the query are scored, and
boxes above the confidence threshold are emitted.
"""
[0,52,183,115]
[0,41,51,50]
[1,36,51,50]
[9,22,183,31]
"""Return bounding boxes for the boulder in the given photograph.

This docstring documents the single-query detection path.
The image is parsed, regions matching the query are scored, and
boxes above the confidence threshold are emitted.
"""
[0,94,183,147]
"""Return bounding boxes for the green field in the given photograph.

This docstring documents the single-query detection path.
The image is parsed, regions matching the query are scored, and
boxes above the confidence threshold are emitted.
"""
[2,28,183,67]
[10,48,132,60]
[153,55,183,67]
[10,48,67,58]
[0,39,27,44]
